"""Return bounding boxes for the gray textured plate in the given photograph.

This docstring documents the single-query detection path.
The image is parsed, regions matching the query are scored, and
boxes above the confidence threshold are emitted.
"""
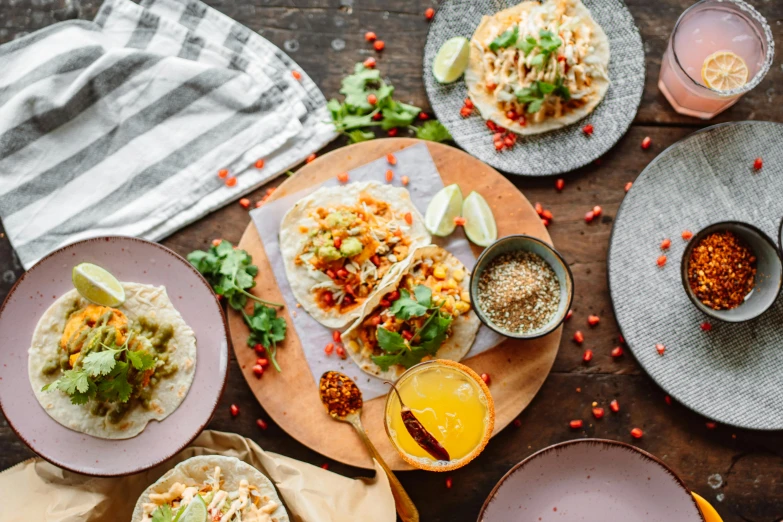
[608,121,783,430]
[423,0,645,176]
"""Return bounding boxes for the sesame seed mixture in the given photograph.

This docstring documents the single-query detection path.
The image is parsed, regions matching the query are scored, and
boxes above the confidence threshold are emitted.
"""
[477,251,561,334]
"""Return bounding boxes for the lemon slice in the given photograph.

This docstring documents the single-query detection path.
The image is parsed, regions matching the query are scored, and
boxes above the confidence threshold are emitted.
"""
[72,263,125,307]
[433,37,470,84]
[701,50,749,91]
[461,191,497,247]
[177,496,208,522]
[425,184,464,237]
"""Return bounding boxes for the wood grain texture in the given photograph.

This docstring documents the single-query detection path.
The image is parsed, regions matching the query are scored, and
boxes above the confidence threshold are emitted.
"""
[1,1,782,521]
[230,138,561,469]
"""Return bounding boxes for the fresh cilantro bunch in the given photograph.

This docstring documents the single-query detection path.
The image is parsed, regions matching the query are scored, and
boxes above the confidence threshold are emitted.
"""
[188,240,287,372]
[371,285,453,371]
[42,334,156,405]
[328,62,452,143]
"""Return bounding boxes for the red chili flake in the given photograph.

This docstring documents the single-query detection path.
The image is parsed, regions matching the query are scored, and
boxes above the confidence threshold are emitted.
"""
[336,345,346,358]
[542,209,553,221]
[664,395,672,405]
[700,322,712,332]
[513,418,522,427]
[555,178,565,191]
[292,70,302,81]
[386,153,397,165]
[584,210,595,223]
[753,157,763,171]
[611,346,623,358]
[257,358,269,368]
[306,153,317,163]
[592,407,605,419]
[481,373,491,385]
[425,7,435,20]
[401,175,409,186]
[660,238,671,250]
[582,124,594,136]
[239,198,250,209]
[254,344,265,355]
[630,427,644,439]
[324,343,334,355]
[385,170,394,182]
[657,255,667,267]
[373,40,385,51]
[573,331,584,344]
[218,169,229,179]
[454,216,466,226]
[337,172,349,183]
[367,93,378,105]
[404,212,413,225]
[587,315,600,327]
[387,127,398,137]
[592,205,602,217]
[583,349,593,362]
[706,422,717,429]
[569,419,584,429]
[609,399,620,412]
[445,477,453,489]
[624,181,633,192]
[534,202,544,216]
[256,418,268,430]
[230,404,239,417]
[252,364,264,377]
[212,238,222,247]
[464,98,474,109]
[565,309,574,320]
[365,31,377,42]
[641,136,652,150]
[682,230,693,241]
[460,107,472,117]
[655,343,666,356]
[255,159,265,169]
[225,176,237,187]
[363,57,376,68]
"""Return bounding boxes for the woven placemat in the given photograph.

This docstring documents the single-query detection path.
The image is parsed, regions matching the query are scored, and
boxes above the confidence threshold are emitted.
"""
[608,121,783,430]
[423,0,645,176]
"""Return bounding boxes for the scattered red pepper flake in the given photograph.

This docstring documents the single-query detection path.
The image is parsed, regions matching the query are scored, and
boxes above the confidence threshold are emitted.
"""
[609,399,620,412]
[624,181,633,192]
[700,322,712,331]
[225,176,237,187]
[592,407,605,419]
[324,343,334,355]
[592,205,602,217]
[373,40,385,51]
[611,346,623,358]
[425,7,435,20]
[682,230,693,241]
[657,255,667,267]
[445,477,453,489]
[660,238,671,250]
[630,427,644,439]
[555,178,565,191]
[641,136,651,150]
[292,70,302,81]
[252,364,264,377]
[337,172,349,183]
[687,231,757,310]
[388,127,398,137]
[230,404,239,417]
[365,31,377,42]
[218,168,229,179]
[401,175,409,186]
[655,343,666,356]
[404,212,413,225]
[584,210,595,223]
[363,57,376,68]
[239,198,250,209]
[583,349,593,362]
[306,153,317,163]
[481,373,491,385]
[587,315,600,327]
[753,157,763,171]
[569,419,584,429]
[573,330,584,344]
[256,418,268,430]
[385,170,394,182]
[582,124,594,136]
[454,216,466,226]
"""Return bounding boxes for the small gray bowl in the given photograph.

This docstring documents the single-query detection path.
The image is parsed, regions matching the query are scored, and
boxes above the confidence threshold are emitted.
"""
[681,221,782,323]
[470,235,574,339]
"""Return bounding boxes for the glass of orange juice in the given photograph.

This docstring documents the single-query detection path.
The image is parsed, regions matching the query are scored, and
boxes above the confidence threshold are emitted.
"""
[384,359,494,472]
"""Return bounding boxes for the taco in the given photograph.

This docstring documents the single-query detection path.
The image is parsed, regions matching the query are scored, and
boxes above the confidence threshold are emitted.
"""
[28,284,196,439]
[465,0,610,134]
[280,181,430,329]
[132,455,289,522]
[343,245,480,380]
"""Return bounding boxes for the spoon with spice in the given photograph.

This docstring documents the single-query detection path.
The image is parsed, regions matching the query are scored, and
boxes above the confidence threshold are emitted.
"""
[319,371,419,522]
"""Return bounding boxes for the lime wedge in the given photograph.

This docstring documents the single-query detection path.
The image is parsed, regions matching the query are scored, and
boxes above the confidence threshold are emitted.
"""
[433,37,470,84]
[72,263,125,307]
[461,191,497,247]
[177,496,208,522]
[425,184,464,237]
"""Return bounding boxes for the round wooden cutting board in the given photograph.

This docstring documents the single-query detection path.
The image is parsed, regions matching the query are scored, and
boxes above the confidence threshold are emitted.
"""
[230,138,562,470]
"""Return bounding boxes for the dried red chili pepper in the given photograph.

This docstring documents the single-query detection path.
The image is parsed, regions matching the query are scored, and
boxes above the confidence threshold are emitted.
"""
[387,382,450,461]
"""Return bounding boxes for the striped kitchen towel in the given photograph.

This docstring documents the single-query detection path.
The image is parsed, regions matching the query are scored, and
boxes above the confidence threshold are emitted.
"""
[0,0,336,269]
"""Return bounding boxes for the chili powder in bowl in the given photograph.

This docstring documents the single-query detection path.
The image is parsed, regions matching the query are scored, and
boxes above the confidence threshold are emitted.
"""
[681,222,782,323]
[470,235,574,339]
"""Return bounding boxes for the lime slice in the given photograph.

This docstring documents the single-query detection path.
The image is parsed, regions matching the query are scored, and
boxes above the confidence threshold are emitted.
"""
[425,184,464,237]
[72,263,125,307]
[433,37,470,84]
[461,191,497,247]
[177,496,208,522]
[701,50,748,91]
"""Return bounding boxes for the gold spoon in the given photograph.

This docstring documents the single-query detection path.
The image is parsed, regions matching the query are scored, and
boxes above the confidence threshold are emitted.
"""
[319,371,419,522]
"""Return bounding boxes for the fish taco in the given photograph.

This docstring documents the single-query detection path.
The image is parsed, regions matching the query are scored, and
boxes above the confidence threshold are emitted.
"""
[343,245,480,380]
[280,181,430,329]
[29,283,196,439]
[132,455,289,522]
[465,0,610,134]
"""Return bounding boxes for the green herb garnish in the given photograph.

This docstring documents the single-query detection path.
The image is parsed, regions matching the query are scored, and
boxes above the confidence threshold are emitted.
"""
[516,35,538,55]
[489,26,519,51]
[414,120,452,143]
[515,79,571,113]
[243,302,287,373]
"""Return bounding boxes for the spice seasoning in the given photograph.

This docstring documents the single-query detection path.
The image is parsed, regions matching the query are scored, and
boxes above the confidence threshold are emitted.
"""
[687,231,756,310]
[319,371,363,418]
[477,251,560,334]
[387,382,450,462]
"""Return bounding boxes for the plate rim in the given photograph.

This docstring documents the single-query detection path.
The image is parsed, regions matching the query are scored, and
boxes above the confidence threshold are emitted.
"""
[0,235,230,476]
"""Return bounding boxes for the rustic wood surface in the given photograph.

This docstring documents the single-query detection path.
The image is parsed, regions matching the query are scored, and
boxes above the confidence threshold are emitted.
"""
[1,1,782,520]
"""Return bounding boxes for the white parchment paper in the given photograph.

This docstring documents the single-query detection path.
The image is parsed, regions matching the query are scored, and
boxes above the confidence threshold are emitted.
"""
[251,143,503,400]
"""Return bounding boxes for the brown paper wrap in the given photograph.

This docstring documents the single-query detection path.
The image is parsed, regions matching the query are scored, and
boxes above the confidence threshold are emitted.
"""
[0,430,394,522]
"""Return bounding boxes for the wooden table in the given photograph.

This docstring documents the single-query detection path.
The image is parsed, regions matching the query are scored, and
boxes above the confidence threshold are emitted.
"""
[1,1,781,520]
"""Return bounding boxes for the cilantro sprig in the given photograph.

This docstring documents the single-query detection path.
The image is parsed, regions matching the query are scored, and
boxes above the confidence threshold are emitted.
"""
[328,62,452,143]
[515,77,571,113]
[371,285,453,371]
[188,240,287,372]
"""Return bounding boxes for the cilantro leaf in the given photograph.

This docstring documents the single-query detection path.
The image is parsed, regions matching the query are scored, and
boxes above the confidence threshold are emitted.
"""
[376,327,408,353]
[538,30,562,53]
[417,312,452,352]
[413,285,432,308]
[372,347,430,372]
[530,53,546,68]
[388,288,429,319]
[96,361,132,403]
[58,369,93,395]
[82,349,117,377]
[380,106,418,130]
[538,81,556,95]
[554,76,571,101]
[414,120,452,143]
[489,26,518,51]
[516,35,537,55]
[527,98,544,114]
[151,504,173,522]
[127,349,156,371]
[347,129,375,143]
[244,303,287,372]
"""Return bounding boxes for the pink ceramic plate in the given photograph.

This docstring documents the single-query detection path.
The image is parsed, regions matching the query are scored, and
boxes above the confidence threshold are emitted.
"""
[0,237,229,476]
[479,439,705,522]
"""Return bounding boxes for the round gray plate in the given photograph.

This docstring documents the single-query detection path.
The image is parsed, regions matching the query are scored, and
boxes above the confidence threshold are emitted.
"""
[608,121,783,430]
[423,0,645,176]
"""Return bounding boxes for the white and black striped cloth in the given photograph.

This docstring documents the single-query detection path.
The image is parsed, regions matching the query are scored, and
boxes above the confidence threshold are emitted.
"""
[0,0,336,269]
